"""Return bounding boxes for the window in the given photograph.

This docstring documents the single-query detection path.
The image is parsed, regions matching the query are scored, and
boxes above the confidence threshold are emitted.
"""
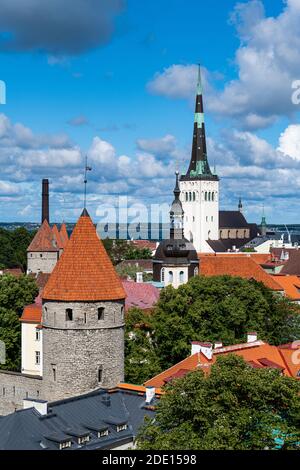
[66,308,73,321]
[13,386,15,397]
[35,330,40,341]
[169,271,173,283]
[205,192,207,201]
[98,366,103,383]
[185,192,188,202]
[193,192,196,201]
[161,268,165,283]
[208,192,211,201]
[117,424,128,433]
[189,192,192,201]
[78,436,90,445]
[52,365,57,382]
[211,216,213,222]
[121,306,125,321]
[179,271,184,284]
[84,312,87,324]
[40,254,43,258]
[98,307,104,320]
[212,192,215,201]
[98,429,109,438]
[194,267,199,276]
[2,387,5,397]
[35,351,40,365]
[59,441,72,450]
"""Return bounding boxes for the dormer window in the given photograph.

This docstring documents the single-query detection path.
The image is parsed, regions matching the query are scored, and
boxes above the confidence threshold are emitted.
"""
[78,435,90,445]
[66,309,73,321]
[98,429,109,438]
[59,441,72,450]
[117,424,128,432]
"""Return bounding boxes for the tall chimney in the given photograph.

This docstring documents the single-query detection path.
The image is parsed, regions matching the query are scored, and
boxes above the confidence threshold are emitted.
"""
[42,179,49,224]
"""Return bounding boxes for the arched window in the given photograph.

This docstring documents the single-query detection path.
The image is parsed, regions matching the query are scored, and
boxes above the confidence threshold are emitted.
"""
[185,192,188,202]
[208,192,211,201]
[179,271,184,284]
[193,192,196,201]
[205,192,208,201]
[161,268,165,283]
[189,192,192,201]
[212,192,215,201]
[169,271,173,283]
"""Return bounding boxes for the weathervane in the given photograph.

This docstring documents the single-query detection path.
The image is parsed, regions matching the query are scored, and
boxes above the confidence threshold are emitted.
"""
[83,156,92,209]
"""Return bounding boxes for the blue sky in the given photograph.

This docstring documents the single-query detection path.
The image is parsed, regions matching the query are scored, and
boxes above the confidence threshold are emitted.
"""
[0,0,300,224]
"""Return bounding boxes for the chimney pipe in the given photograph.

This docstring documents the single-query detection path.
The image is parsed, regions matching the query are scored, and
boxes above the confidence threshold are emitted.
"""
[42,179,49,224]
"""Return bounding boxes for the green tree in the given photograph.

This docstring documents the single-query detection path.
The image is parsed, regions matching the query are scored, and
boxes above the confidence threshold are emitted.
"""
[137,355,300,450]
[125,308,161,384]
[0,274,38,371]
[152,276,300,369]
[116,264,153,282]
[0,227,35,271]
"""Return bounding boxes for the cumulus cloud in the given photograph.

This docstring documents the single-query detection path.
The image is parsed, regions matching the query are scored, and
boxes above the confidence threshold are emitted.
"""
[278,124,300,161]
[68,115,89,127]
[0,0,125,55]
[136,134,177,157]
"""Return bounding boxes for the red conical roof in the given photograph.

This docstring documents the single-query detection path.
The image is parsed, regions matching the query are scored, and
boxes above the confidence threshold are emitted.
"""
[43,211,126,302]
[27,220,59,252]
[52,224,64,250]
[59,223,69,248]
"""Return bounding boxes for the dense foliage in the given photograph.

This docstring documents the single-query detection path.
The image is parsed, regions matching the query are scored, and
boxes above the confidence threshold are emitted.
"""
[125,276,300,381]
[0,274,38,371]
[0,227,35,271]
[137,355,300,450]
[102,238,152,265]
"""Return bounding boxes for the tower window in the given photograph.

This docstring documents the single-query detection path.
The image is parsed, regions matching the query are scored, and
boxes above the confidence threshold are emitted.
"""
[66,309,73,321]
[185,192,188,202]
[169,271,173,283]
[179,271,184,284]
[40,254,43,258]
[98,366,103,383]
[193,192,196,201]
[98,307,105,320]
[52,365,57,382]
[161,268,165,283]
[84,312,87,324]
[35,330,40,341]
[35,351,40,365]
[212,192,215,201]
[205,192,208,201]
[189,192,192,201]
[121,306,125,320]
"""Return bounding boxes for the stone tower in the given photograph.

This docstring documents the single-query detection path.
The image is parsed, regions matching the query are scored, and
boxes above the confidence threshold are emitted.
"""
[41,209,126,402]
[180,66,219,253]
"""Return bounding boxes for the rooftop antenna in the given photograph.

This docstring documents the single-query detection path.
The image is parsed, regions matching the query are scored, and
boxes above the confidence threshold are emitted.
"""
[83,155,92,210]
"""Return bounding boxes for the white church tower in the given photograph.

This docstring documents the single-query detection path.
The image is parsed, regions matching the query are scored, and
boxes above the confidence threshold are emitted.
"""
[180,66,219,253]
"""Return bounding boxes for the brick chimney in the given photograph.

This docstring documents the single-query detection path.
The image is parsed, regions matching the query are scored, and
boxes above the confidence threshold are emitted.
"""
[42,179,49,224]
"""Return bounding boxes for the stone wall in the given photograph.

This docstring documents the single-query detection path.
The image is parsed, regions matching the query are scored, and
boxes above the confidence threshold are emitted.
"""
[0,370,43,415]
[42,300,125,402]
[27,251,59,275]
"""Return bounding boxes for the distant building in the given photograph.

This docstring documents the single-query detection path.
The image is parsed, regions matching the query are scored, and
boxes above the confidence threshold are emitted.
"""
[153,172,199,288]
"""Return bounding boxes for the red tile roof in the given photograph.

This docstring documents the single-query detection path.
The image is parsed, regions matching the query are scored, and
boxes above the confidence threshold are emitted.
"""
[27,220,59,252]
[59,223,69,248]
[199,255,283,291]
[20,296,42,323]
[43,210,126,302]
[271,275,300,300]
[1,268,23,277]
[122,280,159,311]
[145,340,298,388]
[52,224,64,250]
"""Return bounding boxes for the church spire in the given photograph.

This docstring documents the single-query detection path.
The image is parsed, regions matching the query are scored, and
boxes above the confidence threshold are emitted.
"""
[184,65,217,180]
[170,171,184,240]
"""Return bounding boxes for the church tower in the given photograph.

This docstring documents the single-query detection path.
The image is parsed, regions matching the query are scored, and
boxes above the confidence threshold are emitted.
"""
[42,209,126,401]
[180,66,219,253]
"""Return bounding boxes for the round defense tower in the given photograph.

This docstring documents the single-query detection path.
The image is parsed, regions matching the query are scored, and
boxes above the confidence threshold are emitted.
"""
[41,209,126,401]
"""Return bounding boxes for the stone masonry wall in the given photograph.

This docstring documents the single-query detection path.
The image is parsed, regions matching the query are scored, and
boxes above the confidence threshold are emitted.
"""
[42,300,125,402]
[0,370,43,416]
[27,251,59,275]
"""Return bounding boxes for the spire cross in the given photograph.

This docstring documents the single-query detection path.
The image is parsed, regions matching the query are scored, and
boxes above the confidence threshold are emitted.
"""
[84,156,92,210]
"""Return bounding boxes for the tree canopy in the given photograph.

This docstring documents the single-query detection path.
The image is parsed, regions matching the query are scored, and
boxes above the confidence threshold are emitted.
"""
[137,355,300,450]
[0,274,38,371]
[125,275,300,381]
[0,227,35,271]
[102,238,152,265]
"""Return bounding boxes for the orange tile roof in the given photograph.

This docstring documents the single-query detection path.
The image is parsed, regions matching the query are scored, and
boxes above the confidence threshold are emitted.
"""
[52,224,64,250]
[59,223,69,248]
[20,304,42,323]
[278,343,300,378]
[117,383,163,396]
[43,210,126,302]
[27,220,59,252]
[271,275,300,300]
[145,340,297,388]
[199,255,283,291]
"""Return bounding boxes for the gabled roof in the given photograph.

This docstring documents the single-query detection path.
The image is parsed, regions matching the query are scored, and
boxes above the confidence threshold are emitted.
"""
[271,275,300,300]
[279,250,300,276]
[199,254,283,291]
[52,224,64,250]
[20,296,42,323]
[59,223,69,248]
[43,210,126,302]
[122,280,160,311]
[145,340,298,388]
[27,220,59,252]
[219,211,249,229]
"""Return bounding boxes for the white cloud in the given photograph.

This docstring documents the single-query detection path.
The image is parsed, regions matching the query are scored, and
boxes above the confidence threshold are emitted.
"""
[136,134,177,156]
[278,124,300,161]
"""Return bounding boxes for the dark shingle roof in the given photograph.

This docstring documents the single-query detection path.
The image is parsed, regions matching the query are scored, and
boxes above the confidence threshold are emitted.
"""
[219,211,249,229]
[0,388,156,450]
[207,238,251,253]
